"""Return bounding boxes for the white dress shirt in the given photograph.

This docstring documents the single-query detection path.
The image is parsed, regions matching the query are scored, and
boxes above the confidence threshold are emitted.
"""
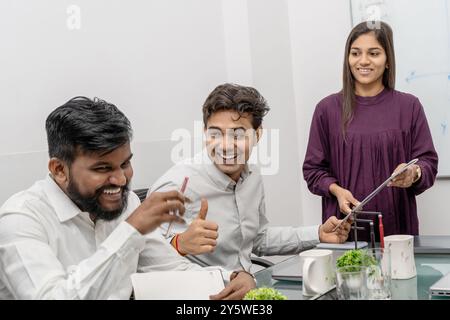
[0,175,230,300]
[151,150,320,271]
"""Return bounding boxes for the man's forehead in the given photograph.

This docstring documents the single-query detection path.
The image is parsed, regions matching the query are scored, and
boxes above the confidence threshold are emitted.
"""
[74,144,132,163]
[207,111,253,127]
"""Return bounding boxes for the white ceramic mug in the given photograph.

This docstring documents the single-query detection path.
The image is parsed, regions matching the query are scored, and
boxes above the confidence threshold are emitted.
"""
[299,249,334,296]
[384,235,416,279]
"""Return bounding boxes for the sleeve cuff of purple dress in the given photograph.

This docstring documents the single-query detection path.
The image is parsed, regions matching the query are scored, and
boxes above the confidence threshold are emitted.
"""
[321,177,339,198]
[412,164,422,184]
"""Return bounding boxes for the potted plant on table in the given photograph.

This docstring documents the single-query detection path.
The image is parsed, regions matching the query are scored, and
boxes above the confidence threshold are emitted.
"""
[336,248,391,300]
[243,287,287,300]
[336,249,378,291]
[336,249,377,271]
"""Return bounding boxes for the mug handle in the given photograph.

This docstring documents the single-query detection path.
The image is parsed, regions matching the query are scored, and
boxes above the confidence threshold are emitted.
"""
[303,258,320,294]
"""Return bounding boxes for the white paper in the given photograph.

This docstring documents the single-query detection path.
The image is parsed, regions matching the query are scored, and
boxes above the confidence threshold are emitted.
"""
[131,270,225,300]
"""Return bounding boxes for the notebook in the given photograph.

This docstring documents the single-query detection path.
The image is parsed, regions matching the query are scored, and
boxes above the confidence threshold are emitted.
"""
[131,270,225,300]
[429,272,450,297]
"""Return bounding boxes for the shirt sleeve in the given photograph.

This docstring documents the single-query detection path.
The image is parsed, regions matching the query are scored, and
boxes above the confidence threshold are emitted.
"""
[410,98,438,195]
[137,230,232,282]
[0,212,146,300]
[302,103,338,198]
[252,185,320,256]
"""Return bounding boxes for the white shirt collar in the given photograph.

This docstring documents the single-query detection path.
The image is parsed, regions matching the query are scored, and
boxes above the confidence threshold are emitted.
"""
[43,174,84,223]
[199,150,252,191]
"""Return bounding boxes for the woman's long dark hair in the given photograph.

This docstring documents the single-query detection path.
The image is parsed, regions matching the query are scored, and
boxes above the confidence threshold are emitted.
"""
[342,21,396,136]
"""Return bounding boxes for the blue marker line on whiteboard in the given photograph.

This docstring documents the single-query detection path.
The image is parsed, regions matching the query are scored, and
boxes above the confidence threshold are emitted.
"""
[441,122,448,135]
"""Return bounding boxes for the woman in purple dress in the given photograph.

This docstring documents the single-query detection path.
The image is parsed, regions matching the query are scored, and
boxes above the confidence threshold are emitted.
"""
[303,21,438,239]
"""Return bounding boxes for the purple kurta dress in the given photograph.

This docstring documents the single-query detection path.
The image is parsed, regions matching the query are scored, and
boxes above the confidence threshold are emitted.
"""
[303,88,438,239]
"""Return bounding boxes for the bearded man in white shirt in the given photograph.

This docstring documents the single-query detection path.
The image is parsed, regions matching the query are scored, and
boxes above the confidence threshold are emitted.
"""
[151,83,352,272]
[0,96,255,300]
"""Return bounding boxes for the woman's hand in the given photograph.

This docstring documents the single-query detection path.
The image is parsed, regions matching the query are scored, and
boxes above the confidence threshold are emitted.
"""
[329,183,360,215]
[388,164,421,188]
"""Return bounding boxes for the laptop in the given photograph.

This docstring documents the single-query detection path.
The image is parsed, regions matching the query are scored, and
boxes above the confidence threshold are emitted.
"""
[414,236,450,254]
[271,256,302,282]
[315,241,368,250]
[429,272,450,297]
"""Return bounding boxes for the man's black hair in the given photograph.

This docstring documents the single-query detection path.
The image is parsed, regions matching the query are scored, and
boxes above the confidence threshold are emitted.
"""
[45,96,132,164]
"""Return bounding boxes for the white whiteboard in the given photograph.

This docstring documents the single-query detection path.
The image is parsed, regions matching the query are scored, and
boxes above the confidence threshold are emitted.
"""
[351,0,450,177]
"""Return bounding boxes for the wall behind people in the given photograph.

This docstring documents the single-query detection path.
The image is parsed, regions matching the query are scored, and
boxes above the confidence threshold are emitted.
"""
[287,0,351,226]
[0,0,303,228]
[0,0,227,202]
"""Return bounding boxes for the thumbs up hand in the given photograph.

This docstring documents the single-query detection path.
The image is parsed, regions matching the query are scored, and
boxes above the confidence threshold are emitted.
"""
[176,198,219,255]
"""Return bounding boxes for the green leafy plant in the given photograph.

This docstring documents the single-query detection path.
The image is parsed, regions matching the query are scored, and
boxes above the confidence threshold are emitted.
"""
[243,287,287,300]
[336,249,377,272]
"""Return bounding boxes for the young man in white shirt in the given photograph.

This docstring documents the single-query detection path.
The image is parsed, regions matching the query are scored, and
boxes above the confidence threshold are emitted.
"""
[0,96,255,300]
[152,84,352,272]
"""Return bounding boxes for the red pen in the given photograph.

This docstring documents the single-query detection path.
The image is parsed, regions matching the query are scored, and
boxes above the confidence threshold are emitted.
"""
[378,214,385,248]
[164,177,189,237]
[179,176,189,194]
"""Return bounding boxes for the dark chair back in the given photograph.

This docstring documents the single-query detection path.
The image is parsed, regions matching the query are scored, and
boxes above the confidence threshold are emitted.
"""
[133,188,149,203]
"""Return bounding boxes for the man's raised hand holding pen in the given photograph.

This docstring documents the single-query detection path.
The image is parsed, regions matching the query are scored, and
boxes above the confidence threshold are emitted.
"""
[163,177,190,237]
[126,190,188,235]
